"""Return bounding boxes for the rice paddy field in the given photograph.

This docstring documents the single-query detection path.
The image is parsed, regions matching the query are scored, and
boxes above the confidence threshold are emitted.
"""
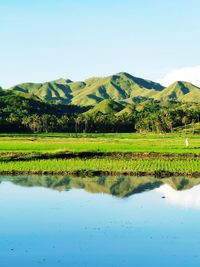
[0,158,200,176]
[0,132,200,154]
[0,133,200,176]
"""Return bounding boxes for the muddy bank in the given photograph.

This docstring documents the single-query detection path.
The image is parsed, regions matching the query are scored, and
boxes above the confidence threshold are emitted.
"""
[1,151,200,162]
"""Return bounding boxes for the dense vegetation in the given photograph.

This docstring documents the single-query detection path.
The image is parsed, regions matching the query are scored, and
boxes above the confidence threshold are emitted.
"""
[1,89,200,133]
[0,88,89,132]
[1,72,200,133]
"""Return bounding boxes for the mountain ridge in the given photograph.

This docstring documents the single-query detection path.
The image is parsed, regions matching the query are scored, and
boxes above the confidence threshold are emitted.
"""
[5,72,200,106]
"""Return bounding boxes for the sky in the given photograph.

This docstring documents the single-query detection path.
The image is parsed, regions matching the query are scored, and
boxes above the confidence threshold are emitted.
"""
[1,0,200,88]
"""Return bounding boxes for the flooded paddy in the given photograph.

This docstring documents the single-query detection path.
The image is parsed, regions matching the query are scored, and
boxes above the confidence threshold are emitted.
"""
[0,175,200,267]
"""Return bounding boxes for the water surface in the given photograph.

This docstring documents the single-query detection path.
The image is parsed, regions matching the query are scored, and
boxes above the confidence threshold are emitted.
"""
[0,176,200,267]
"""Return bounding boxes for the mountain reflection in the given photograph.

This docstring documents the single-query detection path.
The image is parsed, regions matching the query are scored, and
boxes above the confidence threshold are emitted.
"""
[1,175,200,198]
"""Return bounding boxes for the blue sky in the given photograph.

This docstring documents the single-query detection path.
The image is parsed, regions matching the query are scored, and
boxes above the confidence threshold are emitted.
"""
[1,0,200,87]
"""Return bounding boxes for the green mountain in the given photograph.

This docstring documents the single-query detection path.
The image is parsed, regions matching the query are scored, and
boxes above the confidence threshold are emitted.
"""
[71,72,164,106]
[85,99,125,115]
[155,81,200,102]
[116,106,134,116]
[0,89,88,122]
[7,73,200,106]
[10,79,83,104]
[9,72,164,106]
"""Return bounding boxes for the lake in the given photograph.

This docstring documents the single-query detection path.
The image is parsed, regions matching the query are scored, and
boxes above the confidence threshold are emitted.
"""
[0,175,200,267]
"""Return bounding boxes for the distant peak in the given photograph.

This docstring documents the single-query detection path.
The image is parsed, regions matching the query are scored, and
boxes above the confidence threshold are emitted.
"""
[170,81,194,87]
[54,78,73,83]
[173,81,187,85]
[115,72,134,78]
[116,71,130,76]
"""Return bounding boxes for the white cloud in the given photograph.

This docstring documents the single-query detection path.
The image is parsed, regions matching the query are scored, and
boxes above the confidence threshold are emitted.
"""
[157,66,200,87]
[156,184,200,209]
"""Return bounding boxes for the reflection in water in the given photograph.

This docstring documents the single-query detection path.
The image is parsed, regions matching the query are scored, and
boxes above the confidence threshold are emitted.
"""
[1,175,200,267]
[157,184,200,209]
[1,175,200,197]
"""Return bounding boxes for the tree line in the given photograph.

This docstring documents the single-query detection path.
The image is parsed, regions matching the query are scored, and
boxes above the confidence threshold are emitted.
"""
[0,89,200,133]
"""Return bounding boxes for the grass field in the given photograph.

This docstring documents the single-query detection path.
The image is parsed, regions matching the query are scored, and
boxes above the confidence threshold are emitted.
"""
[0,133,200,175]
[0,133,200,154]
[0,158,200,176]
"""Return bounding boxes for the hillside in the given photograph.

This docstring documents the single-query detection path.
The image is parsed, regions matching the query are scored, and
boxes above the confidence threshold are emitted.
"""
[6,73,200,106]
[116,106,134,116]
[155,81,200,102]
[10,79,83,104]
[174,122,200,134]
[85,99,125,115]
[0,87,200,133]
[8,72,165,106]
[0,89,88,127]
[71,72,164,106]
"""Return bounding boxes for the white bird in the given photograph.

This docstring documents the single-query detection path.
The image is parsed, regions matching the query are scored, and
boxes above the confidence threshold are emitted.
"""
[185,138,189,148]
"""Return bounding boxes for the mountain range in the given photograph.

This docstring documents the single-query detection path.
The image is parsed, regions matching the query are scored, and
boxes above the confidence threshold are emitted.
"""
[6,72,200,106]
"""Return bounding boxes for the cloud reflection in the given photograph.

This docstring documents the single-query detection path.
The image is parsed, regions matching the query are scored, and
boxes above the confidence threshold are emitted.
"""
[156,184,200,209]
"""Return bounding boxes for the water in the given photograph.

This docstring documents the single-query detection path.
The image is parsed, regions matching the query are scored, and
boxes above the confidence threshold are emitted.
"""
[0,175,200,267]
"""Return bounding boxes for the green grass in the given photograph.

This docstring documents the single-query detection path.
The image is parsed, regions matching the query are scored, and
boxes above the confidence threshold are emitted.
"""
[0,158,200,174]
[0,133,200,175]
[0,133,200,154]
